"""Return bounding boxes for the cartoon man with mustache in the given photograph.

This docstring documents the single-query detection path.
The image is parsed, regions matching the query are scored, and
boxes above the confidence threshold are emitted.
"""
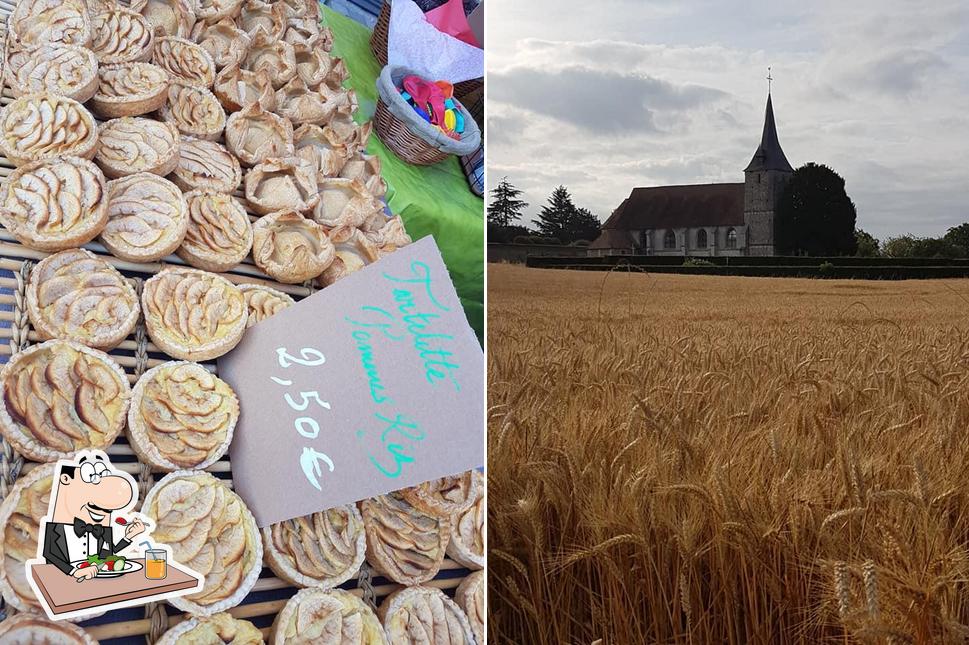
[41,453,146,581]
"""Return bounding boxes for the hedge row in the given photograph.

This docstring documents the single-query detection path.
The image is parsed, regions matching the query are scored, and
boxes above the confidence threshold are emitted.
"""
[528,255,969,268]
[525,261,969,280]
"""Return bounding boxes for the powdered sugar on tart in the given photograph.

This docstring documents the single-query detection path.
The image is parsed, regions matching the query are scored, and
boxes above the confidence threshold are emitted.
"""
[251,210,334,284]
[95,117,180,178]
[177,190,253,272]
[359,493,450,586]
[100,172,188,262]
[271,588,388,645]
[238,284,294,328]
[171,136,242,192]
[0,94,98,166]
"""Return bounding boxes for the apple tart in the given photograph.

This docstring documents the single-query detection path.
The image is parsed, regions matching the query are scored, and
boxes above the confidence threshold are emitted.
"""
[91,62,171,118]
[26,249,139,350]
[274,77,335,126]
[244,157,319,215]
[5,45,99,103]
[192,18,250,70]
[213,63,275,112]
[177,190,253,272]
[0,613,96,645]
[294,124,348,178]
[0,463,55,613]
[284,16,322,47]
[359,493,449,586]
[157,613,263,645]
[9,0,91,50]
[239,0,286,39]
[340,152,387,199]
[131,0,196,39]
[378,586,475,645]
[0,94,98,167]
[142,470,262,614]
[445,470,484,569]
[245,26,296,89]
[277,0,319,20]
[225,101,294,166]
[197,0,245,23]
[171,136,242,193]
[317,226,378,287]
[0,340,130,462]
[238,284,294,327]
[128,361,239,470]
[142,267,247,361]
[159,81,227,140]
[401,472,478,518]
[154,36,216,87]
[0,156,107,252]
[90,8,155,65]
[365,215,412,257]
[293,41,344,89]
[100,173,188,262]
[455,571,484,645]
[96,117,180,178]
[271,588,388,645]
[312,178,383,230]
[263,504,367,589]
[252,210,334,283]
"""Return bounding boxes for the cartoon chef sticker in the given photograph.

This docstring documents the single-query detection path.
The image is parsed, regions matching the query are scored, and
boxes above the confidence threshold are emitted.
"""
[26,451,202,621]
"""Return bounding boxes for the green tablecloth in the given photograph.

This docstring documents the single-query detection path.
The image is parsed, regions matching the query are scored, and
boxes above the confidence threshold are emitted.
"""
[323,7,484,339]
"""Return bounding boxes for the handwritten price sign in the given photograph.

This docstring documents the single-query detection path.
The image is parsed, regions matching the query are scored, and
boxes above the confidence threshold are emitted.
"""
[220,237,484,527]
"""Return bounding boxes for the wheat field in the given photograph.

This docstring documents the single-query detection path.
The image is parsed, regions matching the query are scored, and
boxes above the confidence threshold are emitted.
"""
[487,263,969,644]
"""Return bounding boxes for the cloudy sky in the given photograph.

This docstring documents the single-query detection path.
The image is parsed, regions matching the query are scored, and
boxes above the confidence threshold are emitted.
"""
[487,0,969,240]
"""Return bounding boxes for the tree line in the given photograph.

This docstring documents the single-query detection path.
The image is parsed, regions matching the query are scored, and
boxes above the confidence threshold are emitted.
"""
[488,179,601,245]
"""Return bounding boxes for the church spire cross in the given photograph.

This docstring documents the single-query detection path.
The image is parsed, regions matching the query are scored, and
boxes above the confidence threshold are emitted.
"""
[767,66,773,94]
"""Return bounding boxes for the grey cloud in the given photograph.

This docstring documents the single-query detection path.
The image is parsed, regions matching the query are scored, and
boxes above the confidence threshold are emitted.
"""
[841,49,947,97]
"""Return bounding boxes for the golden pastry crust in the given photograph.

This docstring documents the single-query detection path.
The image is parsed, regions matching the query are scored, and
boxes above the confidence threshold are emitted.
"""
[365,215,412,257]
[91,62,171,118]
[0,156,107,252]
[128,361,239,470]
[171,135,242,193]
[0,94,98,167]
[327,111,371,156]
[378,586,475,645]
[239,0,286,39]
[0,340,131,462]
[317,226,378,288]
[294,123,348,178]
[100,172,189,262]
[359,493,450,586]
[130,0,196,39]
[292,40,343,88]
[274,77,333,126]
[238,283,294,328]
[271,588,388,645]
[445,470,484,570]
[0,463,56,613]
[27,248,139,350]
[400,472,479,519]
[96,117,180,178]
[0,612,97,645]
[277,0,318,20]
[142,470,262,614]
[284,16,322,47]
[312,178,384,230]
[340,152,387,199]
[213,62,275,112]
[142,267,248,361]
[225,101,294,166]
[177,190,253,272]
[191,17,250,70]
[455,571,484,645]
[90,8,155,65]
[245,157,319,215]
[9,0,91,49]
[263,504,367,589]
[5,45,99,103]
[153,36,216,87]
[157,612,263,645]
[252,210,334,283]
[196,0,245,23]
[245,26,296,89]
[159,81,227,140]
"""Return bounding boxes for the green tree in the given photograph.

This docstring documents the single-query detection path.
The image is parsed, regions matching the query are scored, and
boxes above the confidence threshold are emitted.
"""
[883,235,959,258]
[943,223,969,258]
[536,185,576,241]
[570,207,602,243]
[487,177,529,227]
[854,229,880,257]
[775,163,857,256]
[882,235,917,258]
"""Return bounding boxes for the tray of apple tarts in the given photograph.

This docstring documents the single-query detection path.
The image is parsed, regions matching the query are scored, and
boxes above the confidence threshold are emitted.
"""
[0,0,483,642]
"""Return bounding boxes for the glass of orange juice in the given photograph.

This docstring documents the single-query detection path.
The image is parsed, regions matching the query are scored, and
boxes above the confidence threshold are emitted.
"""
[145,549,167,579]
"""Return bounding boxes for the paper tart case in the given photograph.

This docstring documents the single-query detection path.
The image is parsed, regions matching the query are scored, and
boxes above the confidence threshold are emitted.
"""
[455,570,485,645]
[127,361,239,471]
[159,81,227,141]
[0,462,56,613]
[0,156,108,252]
[5,44,99,103]
[130,0,197,40]
[262,503,367,589]
[0,94,99,167]
[142,470,263,615]
[0,339,131,462]
[26,248,140,351]
[0,612,97,644]
[9,0,92,49]
[177,190,254,273]
[90,8,155,65]
[91,62,172,119]
[100,172,189,262]
[378,586,475,645]
[359,493,450,586]
[445,470,484,570]
[156,612,263,645]
[270,587,388,645]
[171,136,243,193]
[238,283,295,327]
[95,117,181,178]
[251,210,334,284]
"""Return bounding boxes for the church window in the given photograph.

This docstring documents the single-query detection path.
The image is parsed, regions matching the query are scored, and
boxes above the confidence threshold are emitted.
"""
[696,229,708,248]
[726,228,737,249]
[663,230,676,249]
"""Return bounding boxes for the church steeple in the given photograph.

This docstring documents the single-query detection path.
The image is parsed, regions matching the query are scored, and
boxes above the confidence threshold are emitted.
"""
[744,93,793,173]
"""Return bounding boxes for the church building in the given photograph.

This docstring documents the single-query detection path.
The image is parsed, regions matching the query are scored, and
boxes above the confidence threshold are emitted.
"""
[589,92,794,257]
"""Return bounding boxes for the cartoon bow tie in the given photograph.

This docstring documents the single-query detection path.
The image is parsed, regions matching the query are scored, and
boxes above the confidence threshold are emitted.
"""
[74,518,106,539]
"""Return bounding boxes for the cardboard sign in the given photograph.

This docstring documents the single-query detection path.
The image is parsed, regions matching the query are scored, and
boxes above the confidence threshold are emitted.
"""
[220,236,484,527]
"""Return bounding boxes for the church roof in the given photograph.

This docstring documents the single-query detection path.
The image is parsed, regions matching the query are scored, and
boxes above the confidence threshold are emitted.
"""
[589,227,634,249]
[599,182,745,235]
[745,93,793,173]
